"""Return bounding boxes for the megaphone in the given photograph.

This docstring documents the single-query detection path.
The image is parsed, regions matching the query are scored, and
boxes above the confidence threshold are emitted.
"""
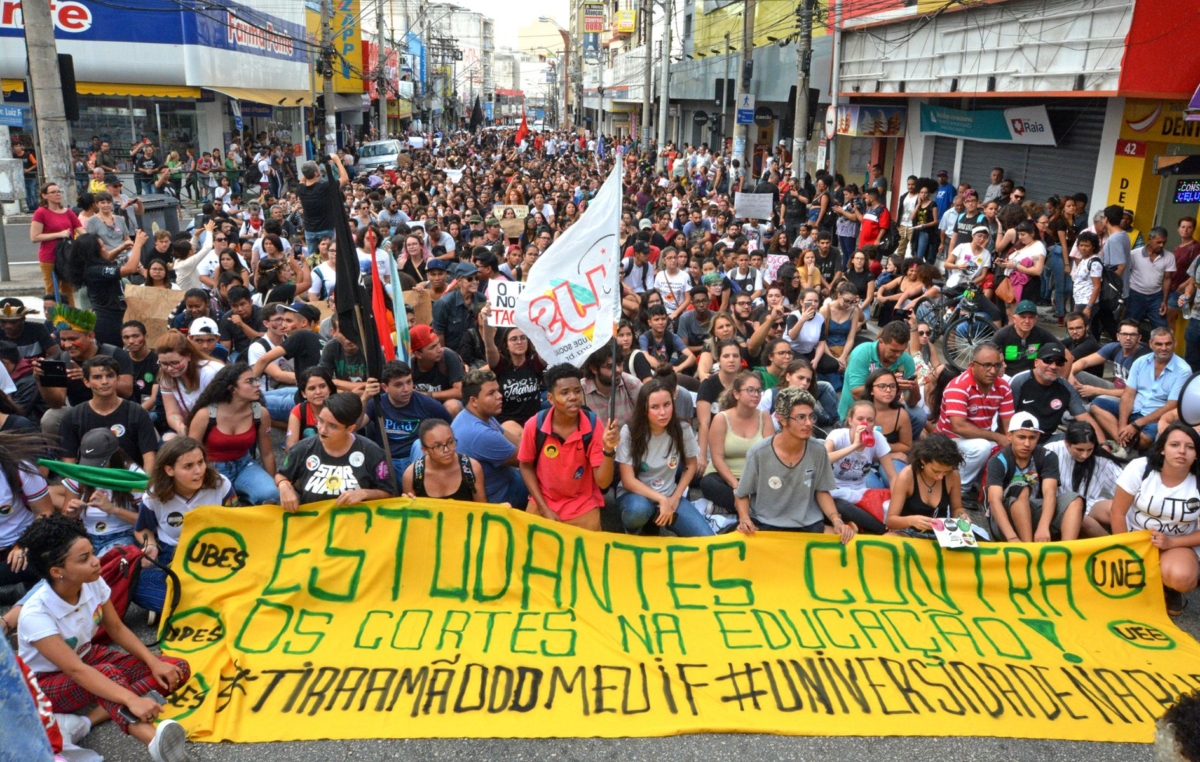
[1180,371,1200,426]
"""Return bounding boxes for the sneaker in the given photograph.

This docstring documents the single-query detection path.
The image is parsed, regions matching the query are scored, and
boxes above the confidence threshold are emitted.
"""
[1165,587,1187,617]
[148,719,191,762]
[1104,441,1130,462]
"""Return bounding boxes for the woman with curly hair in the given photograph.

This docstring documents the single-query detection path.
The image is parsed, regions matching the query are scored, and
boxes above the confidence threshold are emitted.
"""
[886,433,969,538]
[186,362,278,505]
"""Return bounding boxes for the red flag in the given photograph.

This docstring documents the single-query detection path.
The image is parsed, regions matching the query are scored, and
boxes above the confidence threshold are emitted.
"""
[515,112,528,146]
[364,229,396,362]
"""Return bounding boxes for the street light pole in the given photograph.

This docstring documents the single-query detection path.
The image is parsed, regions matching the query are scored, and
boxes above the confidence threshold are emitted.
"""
[655,0,673,168]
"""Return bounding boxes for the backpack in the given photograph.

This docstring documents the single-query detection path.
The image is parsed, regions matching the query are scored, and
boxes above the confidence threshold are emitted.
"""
[242,162,262,187]
[1088,256,1125,312]
[622,257,651,287]
[979,446,1047,515]
[52,238,73,290]
[94,543,180,646]
[879,221,900,257]
[532,407,598,467]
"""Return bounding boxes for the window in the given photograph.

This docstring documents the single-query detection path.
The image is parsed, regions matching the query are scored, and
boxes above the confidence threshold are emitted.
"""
[683,13,692,40]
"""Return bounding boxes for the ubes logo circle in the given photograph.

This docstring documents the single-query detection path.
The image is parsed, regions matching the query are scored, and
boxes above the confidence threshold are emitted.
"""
[1108,620,1176,650]
[163,607,225,653]
[1086,545,1146,599]
[182,527,248,583]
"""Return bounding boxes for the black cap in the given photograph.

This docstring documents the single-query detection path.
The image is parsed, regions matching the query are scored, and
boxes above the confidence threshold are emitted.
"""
[1037,342,1067,362]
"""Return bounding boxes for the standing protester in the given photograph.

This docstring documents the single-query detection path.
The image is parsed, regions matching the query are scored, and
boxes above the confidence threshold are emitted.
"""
[29,182,85,305]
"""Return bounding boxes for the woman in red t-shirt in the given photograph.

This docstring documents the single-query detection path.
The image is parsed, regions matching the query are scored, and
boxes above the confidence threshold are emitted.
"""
[29,182,84,305]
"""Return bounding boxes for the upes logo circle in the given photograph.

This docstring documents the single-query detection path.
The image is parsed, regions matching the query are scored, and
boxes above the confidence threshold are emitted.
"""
[166,511,185,528]
[0,1,94,33]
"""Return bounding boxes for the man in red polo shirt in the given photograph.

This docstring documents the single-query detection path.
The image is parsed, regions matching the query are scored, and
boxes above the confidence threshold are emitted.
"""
[936,342,1015,495]
[519,363,620,531]
[859,187,891,248]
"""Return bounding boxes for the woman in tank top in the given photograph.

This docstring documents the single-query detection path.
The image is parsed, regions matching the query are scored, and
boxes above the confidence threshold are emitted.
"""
[887,434,969,539]
[402,420,485,502]
[820,283,865,374]
[186,362,278,506]
[865,368,911,460]
[699,371,773,515]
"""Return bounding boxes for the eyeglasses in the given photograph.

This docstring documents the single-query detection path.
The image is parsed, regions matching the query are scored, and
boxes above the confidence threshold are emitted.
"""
[214,237,227,243]
[426,438,457,453]
[740,387,763,396]
[873,383,897,391]
[972,361,1004,371]
[1118,332,1140,338]
[784,413,816,423]
[158,359,184,369]
[917,330,930,336]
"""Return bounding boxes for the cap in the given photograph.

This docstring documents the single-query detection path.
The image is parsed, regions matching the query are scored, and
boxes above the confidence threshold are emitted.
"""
[937,169,949,177]
[1014,300,1038,316]
[103,174,122,186]
[468,214,484,224]
[1123,209,1135,219]
[454,261,479,278]
[189,316,219,336]
[78,428,120,467]
[971,225,990,236]
[485,216,500,227]
[963,189,978,200]
[1037,342,1067,362]
[638,219,653,230]
[281,301,321,324]
[0,298,35,319]
[778,140,786,146]
[1008,411,1043,434]
[410,324,438,352]
[426,258,448,271]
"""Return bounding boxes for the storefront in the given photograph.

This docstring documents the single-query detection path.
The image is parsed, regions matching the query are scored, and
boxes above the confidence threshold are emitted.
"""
[1106,98,1200,235]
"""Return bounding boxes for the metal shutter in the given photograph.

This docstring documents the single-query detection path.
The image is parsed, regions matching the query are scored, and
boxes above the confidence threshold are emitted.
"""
[931,136,957,181]
[957,102,1105,204]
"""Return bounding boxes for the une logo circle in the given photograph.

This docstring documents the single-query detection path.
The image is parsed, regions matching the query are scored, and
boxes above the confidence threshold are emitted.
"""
[1086,545,1146,599]
[1107,620,1176,650]
[182,527,248,583]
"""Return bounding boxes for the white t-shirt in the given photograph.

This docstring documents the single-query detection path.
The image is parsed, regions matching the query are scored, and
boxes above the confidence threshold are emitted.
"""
[655,269,692,312]
[65,465,146,537]
[138,474,234,547]
[196,250,251,281]
[18,577,111,674]
[1072,255,1104,307]
[0,466,51,547]
[309,262,337,300]
[162,360,224,421]
[827,427,891,488]
[945,243,991,290]
[1045,440,1119,509]
[1005,240,1046,278]
[899,192,919,228]
[252,237,294,261]
[622,258,655,294]
[1116,458,1200,538]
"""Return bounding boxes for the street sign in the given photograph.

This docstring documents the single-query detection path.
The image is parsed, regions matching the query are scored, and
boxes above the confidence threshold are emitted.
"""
[735,93,755,125]
[753,106,774,126]
[693,110,709,125]
[825,104,837,140]
[0,105,26,128]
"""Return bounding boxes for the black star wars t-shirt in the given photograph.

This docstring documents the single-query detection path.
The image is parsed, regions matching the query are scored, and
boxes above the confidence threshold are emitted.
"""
[278,434,393,505]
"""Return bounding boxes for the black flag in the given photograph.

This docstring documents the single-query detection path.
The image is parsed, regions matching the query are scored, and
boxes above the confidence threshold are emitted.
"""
[324,157,386,380]
[469,96,484,133]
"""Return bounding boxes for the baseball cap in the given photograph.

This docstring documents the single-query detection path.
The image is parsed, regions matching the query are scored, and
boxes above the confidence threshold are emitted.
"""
[426,258,448,271]
[1008,411,1043,434]
[103,174,122,186]
[468,214,483,224]
[1037,342,1067,362]
[410,324,438,352]
[281,301,321,324]
[78,428,120,467]
[189,316,219,336]
[485,216,500,227]
[971,226,990,236]
[937,169,949,177]
[638,219,653,230]
[454,261,479,278]
[1014,300,1038,315]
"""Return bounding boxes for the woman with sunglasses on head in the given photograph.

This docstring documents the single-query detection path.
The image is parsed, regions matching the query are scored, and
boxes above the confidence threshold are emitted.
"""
[480,316,547,426]
[1111,423,1200,616]
[1046,421,1122,538]
[402,419,485,502]
[886,433,968,538]
[759,359,839,438]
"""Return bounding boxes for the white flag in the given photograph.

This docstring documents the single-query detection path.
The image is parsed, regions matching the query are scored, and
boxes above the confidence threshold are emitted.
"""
[514,161,622,367]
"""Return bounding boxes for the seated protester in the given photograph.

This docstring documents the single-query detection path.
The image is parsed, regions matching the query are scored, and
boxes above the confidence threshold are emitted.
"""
[519,363,621,532]
[169,288,218,332]
[1060,311,1100,367]
[16,513,192,761]
[59,356,157,472]
[186,317,228,363]
[1066,318,1150,402]
[0,431,55,593]
[582,343,643,432]
[319,314,369,393]
[1009,342,1098,444]
[1110,423,1200,616]
[61,428,146,555]
[402,419,486,502]
[307,238,337,302]
[156,329,224,440]
[217,285,265,360]
[452,369,529,508]
[786,288,839,374]
[992,300,1061,378]
[754,339,794,391]
[409,325,465,418]
[121,321,159,415]
[0,339,43,419]
[935,342,1014,491]
[676,285,716,357]
[616,379,713,537]
[247,304,297,423]
[1090,328,1189,454]
[615,319,655,382]
[839,320,926,439]
[362,360,452,476]
[1046,421,1122,539]
[133,437,235,614]
[250,302,324,402]
[0,298,60,386]
[824,401,899,535]
[761,358,840,436]
[694,312,748,381]
[885,433,969,538]
[734,387,857,542]
[286,367,335,450]
[479,315,546,427]
[186,363,278,505]
[639,304,697,375]
[700,371,773,515]
[620,240,656,296]
[727,250,764,302]
[276,392,394,511]
[821,282,866,374]
[696,341,744,475]
[865,368,912,460]
[984,411,1085,543]
[34,306,135,439]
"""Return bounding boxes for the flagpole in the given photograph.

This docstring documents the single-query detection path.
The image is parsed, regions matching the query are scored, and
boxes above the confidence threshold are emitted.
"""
[610,147,622,429]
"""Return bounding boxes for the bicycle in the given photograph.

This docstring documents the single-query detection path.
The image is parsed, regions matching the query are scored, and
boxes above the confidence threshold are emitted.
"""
[941,286,1000,372]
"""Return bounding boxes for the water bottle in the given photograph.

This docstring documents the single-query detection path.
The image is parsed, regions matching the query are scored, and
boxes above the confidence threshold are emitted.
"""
[861,425,877,448]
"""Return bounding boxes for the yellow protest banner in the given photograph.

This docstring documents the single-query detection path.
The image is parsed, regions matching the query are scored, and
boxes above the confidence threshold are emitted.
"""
[160,500,1200,744]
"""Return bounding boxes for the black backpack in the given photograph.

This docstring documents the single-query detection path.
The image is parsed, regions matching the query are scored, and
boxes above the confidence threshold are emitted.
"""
[52,238,73,289]
[243,162,262,187]
[1089,256,1125,313]
[532,407,598,467]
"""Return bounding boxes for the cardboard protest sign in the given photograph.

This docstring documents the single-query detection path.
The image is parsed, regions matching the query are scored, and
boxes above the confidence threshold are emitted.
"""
[404,289,431,327]
[162,501,1199,744]
[123,285,180,347]
[734,192,774,221]
[492,205,529,239]
[487,280,526,327]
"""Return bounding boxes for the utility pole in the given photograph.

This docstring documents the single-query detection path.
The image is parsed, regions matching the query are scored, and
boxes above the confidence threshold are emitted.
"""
[23,0,75,206]
[828,0,843,176]
[640,0,653,151]
[790,0,814,182]
[321,0,336,155]
[655,0,673,168]
[732,0,755,176]
[720,31,731,152]
[376,1,387,138]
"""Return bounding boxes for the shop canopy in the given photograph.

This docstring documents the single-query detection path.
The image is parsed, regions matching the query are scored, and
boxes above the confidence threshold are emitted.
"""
[2,80,199,99]
[205,87,312,107]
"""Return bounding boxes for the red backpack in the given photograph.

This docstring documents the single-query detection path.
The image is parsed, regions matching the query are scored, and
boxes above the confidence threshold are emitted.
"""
[94,544,180,645]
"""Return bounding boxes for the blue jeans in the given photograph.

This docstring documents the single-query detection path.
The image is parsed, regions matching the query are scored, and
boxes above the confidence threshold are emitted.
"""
[500,468,530,508]
[92,530,137,557]
[1092,396,1158,442]
[840,236,858,268]
[907,403,928,442]
[913,229,936,265]
[132,542,175,614]
[262,387,297,424]
[1046,245,1069,316]
[1124,289,1167,329]
[214,453,280,505]
[306,229,335,252]
[24,177,38,211]
[1186,318,1200,372]
[620,493,715,537]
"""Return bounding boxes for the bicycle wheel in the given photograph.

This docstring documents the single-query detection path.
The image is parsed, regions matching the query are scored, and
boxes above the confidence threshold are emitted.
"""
[942,313,998,372]
[914,296,949,339]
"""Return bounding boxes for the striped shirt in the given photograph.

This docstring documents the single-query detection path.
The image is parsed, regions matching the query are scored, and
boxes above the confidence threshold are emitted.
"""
[936,371,1014,438]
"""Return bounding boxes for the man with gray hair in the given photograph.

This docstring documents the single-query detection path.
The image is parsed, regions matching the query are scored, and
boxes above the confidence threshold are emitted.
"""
[297,153,349,251]
[1123,225,1174,329]
[733,386,856,543]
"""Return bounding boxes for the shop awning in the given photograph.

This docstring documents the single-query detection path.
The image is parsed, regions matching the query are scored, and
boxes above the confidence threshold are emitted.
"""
[1,80,199,98]
[1,79,23,93]
[208,87,312,107]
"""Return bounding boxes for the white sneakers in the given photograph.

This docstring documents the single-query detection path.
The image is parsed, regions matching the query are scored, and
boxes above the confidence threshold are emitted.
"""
[148,719,191,762]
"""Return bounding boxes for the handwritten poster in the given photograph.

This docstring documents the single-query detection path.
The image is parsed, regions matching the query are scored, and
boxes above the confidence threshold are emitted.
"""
[487,280,526,327]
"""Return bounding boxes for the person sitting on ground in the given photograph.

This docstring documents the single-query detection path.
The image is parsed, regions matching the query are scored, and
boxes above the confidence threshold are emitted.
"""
[0,431,56,598]
[156,329,224,441]
[1067,318,1149,403]
[276,392,393,511]
[1110,422,1200,616]
[186,362,278,505]
[700,371,773,516]
[16,513,192,762]
[582,343,643,432]
[825,400,899,534]
[616,379,713,537]
[286,366,335,450]
[1045,421,1122,538]
[935,342,1014,493]
[361,360,452,476]
[60,428,146,555]
[839,320,927,438]
[1009,342,1100,444]
[984,411,1085,543]
[59,355,157,473]
[1090,328,1189,455]
[1154,688,1200,762]
[409,324,465,418]
[734,386,856,543]
[992,299,1061,378]
[402,419,485,502]
[519,363,620,532]
[452,369,528,508]
[886,433,968,539]
[865,368,912,461]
